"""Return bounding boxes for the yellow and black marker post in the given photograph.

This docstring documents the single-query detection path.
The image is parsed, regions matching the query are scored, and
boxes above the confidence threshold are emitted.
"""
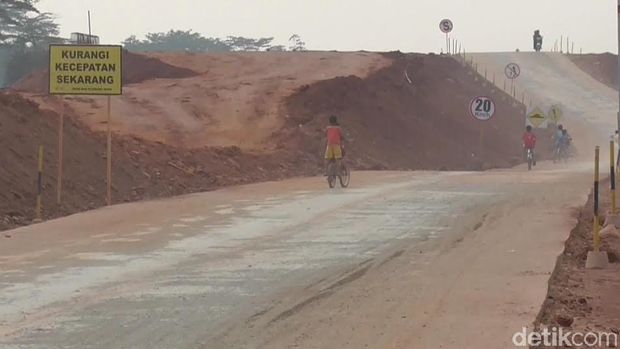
[35,145,44,221]
[611,140,617,214]
[594,146,601,252]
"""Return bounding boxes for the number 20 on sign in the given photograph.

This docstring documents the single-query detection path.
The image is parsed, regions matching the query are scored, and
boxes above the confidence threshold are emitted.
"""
[469,96,496,121]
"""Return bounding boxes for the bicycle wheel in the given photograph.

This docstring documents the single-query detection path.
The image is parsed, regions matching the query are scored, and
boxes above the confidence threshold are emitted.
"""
[339,164,350,188]
[327,161,337,188]
[527,152,533,171]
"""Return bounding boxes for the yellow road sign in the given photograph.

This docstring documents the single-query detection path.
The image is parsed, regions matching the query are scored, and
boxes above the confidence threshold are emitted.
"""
[527,107,547,128]
[548,105,563,124]
[49,45,122,95]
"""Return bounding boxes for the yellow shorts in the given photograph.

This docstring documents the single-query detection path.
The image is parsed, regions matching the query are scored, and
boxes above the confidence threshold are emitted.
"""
[325,144,343,160]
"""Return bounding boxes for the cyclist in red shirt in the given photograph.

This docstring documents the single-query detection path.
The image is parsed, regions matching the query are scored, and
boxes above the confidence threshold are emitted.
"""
[325,115,345,175]
[522,125,537,166]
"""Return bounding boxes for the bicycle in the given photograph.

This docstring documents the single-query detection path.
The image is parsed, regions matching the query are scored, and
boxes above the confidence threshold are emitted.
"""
[553,143,570,163]
[526,148,534,171]
[326,159,350,188]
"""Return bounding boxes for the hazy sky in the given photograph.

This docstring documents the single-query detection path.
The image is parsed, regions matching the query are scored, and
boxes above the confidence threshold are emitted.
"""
[38,0,618,53]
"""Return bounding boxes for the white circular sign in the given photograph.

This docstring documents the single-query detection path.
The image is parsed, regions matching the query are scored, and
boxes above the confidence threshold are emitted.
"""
[470,96,496,121]
[439,19,453,33]
[505,63,521,79]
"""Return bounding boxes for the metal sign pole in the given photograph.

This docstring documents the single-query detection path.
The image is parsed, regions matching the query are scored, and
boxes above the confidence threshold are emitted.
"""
[107,96,112,206]
[617,0,620,129]
[57,99,64,205]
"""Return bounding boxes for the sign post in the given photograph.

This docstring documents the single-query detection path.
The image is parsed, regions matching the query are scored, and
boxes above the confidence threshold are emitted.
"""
[439,19,453,54]
[617,0,620,130]
[505,63,520,98]
[469,96,496,157]
[49,44,122,206]
[107,96,112,205]
[57,102,63,204]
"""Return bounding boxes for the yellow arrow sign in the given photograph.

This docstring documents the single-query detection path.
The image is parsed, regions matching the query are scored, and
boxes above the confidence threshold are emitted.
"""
[528,107,547,128]
[548,105,563,124]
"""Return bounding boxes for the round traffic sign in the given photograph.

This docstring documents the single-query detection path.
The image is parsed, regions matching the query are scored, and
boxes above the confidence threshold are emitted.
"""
[470,96,496,121]
[505,63,521,79]
[439,19,453,33]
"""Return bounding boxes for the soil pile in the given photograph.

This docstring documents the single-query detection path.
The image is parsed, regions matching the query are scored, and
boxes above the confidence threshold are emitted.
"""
[568,53,618,90]
[11,50,197,93]
[284,53,552,171]
[0,92,317,231]
[3,52,546,232]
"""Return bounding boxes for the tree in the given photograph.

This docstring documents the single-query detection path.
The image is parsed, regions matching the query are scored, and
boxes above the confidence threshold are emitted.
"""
[123,30,232,52]
[14,12,59,46]
[0,0,60,86]
[288,34,306,51]
[0,0,58,47]
[267,45,286,52]
[225,36,274,51]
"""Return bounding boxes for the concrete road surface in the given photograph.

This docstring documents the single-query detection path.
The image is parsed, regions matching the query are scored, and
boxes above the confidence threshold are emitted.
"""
[0,167,590,348]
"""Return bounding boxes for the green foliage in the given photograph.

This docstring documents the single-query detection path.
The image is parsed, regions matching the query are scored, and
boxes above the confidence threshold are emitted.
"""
[0,0,60,86]
[122,30,282,53]
[0,0,59,47]
[224,36,273,51]
[123,30,231,52]
[288,34,306,52]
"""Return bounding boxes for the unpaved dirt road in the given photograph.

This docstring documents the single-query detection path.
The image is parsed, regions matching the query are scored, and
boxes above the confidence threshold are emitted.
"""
[0,53,616,348]
[0,167,590,349]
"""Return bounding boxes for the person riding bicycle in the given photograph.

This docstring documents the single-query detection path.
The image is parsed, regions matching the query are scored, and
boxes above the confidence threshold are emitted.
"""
[554,124,564,152]
[523,125,537,166]
[559,129,572,157]
[325,115,344,175]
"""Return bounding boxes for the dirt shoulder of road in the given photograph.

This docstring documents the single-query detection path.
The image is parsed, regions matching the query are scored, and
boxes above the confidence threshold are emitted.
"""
[535,179,620,346]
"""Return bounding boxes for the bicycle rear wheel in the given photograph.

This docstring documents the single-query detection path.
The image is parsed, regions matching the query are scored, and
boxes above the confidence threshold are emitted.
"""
[339,164,350,188]
[327,161,337,188]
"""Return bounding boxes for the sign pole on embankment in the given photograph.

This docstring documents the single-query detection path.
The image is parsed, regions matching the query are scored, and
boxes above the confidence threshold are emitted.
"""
[48,44,122,208]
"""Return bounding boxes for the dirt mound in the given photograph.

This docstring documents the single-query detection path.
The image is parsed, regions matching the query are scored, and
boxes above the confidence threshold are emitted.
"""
[18,51,390,150]
[11,50,197,93]
[284,53,552,171]
[568,53,617,90]
[2,52,547,232]
[122,50,198,84]
[0,92,318,231]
